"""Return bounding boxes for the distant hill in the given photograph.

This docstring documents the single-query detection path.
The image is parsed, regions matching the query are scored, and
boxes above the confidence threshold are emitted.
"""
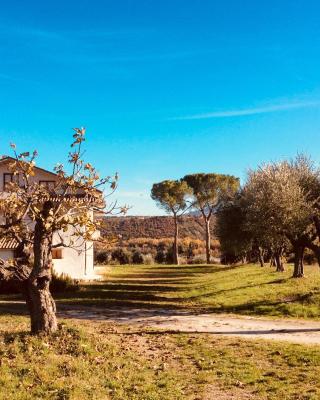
[100,215,215,240]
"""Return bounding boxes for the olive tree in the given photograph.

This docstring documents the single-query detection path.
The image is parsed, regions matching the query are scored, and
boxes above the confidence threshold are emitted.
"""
[290,155,320,267]
[216,194,252,264]
[242,158,317,277]
[0,128,125,334]
[217,191,288,270]
[183,173,239,263]
[151,180,191,264]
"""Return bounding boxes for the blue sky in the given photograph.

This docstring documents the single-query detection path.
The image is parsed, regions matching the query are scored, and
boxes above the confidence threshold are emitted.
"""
[1,1,320,215]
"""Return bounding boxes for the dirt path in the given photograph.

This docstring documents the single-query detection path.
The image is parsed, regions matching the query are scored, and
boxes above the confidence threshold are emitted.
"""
[2,300,320,345]
[57,305,320,345]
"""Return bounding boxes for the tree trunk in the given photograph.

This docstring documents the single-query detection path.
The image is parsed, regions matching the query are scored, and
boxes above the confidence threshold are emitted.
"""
[26,202,57,334]
[275,247,284,272]
[205,218,211,264]
[269,255,275,268]
[173,213,179,265]
[293,244,305,278]
[257,247,264,268]
[241,254,247,265]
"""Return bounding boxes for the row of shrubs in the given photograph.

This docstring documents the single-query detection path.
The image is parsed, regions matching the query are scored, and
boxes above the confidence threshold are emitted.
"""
[117,237,220,256]
[95,247,210,265]
[94,236,220,265]
[0,272,79,295]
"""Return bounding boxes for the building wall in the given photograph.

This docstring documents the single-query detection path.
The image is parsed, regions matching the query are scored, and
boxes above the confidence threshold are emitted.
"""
[0,159,99,280]
[52,229,96,280]
[0,160,58,191]
[0,249,15,261]
[52,246,95,280]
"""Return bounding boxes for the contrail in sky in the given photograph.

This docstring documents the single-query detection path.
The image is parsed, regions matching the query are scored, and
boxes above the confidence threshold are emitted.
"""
[173,101,320,120]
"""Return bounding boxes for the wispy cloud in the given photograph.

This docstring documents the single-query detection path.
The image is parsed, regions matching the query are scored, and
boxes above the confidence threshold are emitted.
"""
[172,101,320,120]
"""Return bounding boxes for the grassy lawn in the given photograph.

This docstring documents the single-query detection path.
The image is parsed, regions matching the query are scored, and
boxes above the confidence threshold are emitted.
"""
[2,264,320,399]
[1,315,320,399]
[50,263,320,319]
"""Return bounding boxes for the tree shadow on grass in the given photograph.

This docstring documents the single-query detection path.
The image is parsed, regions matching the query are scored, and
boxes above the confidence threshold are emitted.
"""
[83,283,187,292]
[105,327,320,336]
[0,264,310,320]
[1,294,316,325]
[54,271,292,309]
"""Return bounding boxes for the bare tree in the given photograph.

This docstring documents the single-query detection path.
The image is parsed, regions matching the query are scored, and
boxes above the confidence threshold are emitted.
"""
[0,128,126,334]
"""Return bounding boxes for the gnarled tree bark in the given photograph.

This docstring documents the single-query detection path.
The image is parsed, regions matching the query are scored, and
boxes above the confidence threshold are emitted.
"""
[274,247,284,272]
[292,243,305,278]
[26,201,57,334]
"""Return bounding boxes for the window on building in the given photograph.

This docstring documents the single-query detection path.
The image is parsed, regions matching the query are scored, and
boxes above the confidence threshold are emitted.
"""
[39,180,56,190]
[3,173,18,190]
[52,248,63,259]
[3,173,26,190]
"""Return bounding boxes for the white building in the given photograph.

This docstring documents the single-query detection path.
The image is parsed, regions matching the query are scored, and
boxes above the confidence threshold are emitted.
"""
[0,156,99,280]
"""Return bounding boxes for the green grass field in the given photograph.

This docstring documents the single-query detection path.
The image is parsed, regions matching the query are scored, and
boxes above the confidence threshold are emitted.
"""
[2,263,320,399]
[52,263,320,319]
[1,315,320,400]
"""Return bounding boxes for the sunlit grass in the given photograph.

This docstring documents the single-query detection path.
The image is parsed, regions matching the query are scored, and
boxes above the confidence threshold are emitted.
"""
[2,264,320,398]
[1,316,320,399]
[55,263,320,319]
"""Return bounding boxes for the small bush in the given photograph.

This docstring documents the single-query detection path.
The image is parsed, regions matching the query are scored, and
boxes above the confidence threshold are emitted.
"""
[165,247,175,264]
[50,273,80,293]
[143,254,154,265]
[0,271,79,295]
[95,250,110,265]
[155,249,166,264]
[188,254,207,265]
[111,248,131,265]
[132,250,144,264]
[178,256,188,265]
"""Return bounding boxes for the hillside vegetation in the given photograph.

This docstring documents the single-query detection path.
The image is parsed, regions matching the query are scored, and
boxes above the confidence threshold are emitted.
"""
[97,216,219,265]
[100,215,215,240]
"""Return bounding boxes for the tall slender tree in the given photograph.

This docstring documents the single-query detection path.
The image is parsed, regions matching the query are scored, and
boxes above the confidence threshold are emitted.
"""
[183,173,239,263]
[151,180,191,264]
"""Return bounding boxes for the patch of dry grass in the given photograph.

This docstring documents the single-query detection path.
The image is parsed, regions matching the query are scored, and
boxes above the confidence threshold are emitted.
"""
[1,316,320,399]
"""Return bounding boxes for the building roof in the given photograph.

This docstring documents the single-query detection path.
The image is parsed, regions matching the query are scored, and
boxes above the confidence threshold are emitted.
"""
[0,156,58,178]
[0,238,19,249]
[41,193,102,204]
[0,155,103,200]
